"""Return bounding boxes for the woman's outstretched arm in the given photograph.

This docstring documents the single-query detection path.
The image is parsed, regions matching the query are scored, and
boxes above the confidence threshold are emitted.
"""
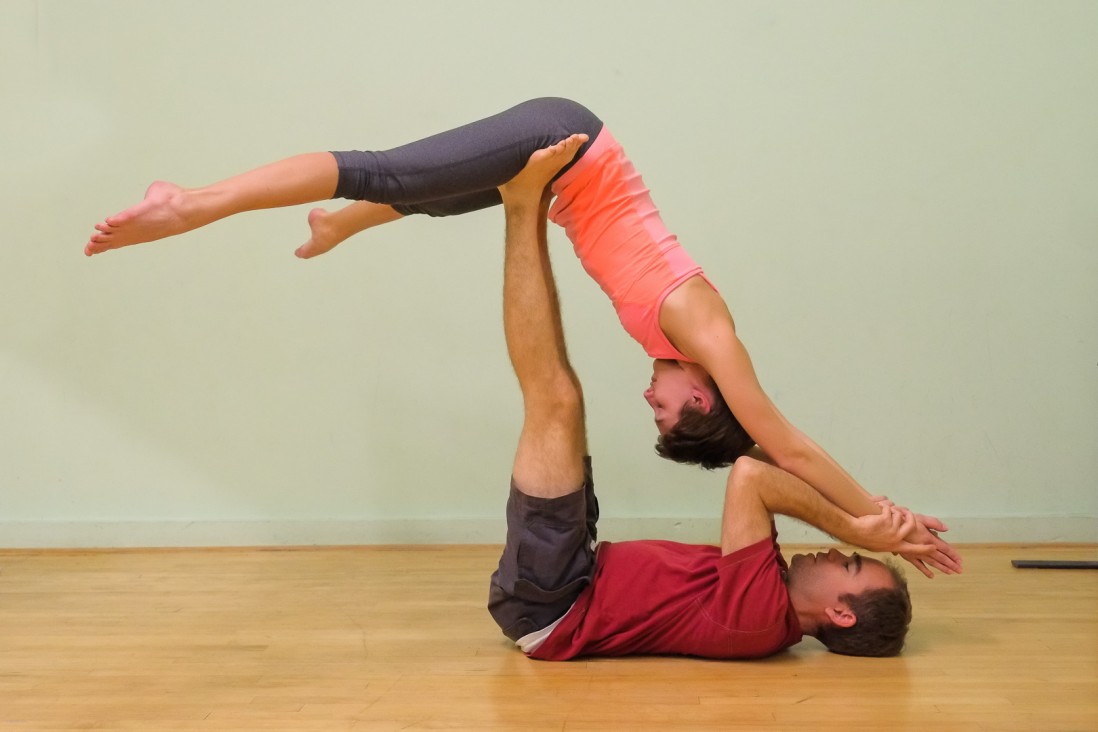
[660,276,961,577]
[659,277,879,514]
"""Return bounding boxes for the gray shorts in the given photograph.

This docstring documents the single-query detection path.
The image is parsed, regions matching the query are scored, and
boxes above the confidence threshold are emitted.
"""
[487,457,599,642]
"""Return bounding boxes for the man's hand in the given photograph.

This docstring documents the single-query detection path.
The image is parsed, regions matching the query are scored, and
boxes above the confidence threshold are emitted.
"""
[848,505,917,553]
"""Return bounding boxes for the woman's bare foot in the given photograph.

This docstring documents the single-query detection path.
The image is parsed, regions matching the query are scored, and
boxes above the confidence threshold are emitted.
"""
[498,133,589,201]
[85,153,343,257]
[296,201,404,259]
[296,208,350,259]
[84,181,200,256]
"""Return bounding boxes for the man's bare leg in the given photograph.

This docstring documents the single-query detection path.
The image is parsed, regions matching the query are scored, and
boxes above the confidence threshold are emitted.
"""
[498,133,589,497]
[85,152,339,256]
[297,201,404,259]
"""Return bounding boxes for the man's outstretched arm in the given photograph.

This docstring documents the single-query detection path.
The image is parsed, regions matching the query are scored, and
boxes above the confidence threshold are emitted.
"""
[721,456,947,566]
[740,447,962,578]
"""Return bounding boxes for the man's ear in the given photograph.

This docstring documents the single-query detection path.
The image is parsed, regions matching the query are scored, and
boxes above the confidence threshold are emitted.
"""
[824,604,857,629]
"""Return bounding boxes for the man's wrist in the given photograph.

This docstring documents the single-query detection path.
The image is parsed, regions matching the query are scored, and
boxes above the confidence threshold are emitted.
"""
[836,511,861,547]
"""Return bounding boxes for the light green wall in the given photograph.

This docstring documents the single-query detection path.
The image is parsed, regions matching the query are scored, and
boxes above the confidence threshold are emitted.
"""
[2,1,1095,546]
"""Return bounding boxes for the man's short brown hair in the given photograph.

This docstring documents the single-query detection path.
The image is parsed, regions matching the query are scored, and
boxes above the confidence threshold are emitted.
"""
[815,563,912,657]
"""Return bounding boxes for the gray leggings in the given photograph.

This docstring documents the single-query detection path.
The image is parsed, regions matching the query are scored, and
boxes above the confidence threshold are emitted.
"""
[330,97,604,217]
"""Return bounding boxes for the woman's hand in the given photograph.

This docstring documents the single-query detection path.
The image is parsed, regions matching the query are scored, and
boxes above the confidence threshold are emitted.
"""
[897,514,963,579]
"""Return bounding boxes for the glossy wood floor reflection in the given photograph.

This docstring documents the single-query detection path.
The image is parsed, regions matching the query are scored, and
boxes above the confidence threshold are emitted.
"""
[0,544,1095,731]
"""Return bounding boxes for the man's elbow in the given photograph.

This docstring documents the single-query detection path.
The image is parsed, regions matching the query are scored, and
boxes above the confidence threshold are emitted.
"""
[720,455,774,554]
[727,455,767,501]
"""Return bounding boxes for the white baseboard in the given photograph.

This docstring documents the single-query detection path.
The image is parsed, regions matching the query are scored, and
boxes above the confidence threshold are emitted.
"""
[0,516,1094,549]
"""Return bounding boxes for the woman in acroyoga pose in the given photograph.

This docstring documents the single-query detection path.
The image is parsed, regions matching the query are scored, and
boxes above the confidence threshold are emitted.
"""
[84,98,958,577]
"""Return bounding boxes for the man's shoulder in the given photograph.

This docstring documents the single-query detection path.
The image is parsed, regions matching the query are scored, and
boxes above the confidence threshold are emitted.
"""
[718,535,782,567]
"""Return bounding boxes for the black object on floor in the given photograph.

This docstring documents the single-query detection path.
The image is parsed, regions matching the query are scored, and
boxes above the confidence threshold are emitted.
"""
[1011,560,1098,569]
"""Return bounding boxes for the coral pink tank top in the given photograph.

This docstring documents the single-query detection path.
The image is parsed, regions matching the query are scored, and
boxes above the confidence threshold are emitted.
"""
[548,129,713,361]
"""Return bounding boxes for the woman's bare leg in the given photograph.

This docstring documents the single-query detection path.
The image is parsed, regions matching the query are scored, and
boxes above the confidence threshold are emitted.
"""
[84,152,339,256]
[297,201,404,259]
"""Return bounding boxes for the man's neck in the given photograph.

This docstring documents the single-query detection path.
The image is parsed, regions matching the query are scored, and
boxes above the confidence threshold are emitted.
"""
[784,581,820,636]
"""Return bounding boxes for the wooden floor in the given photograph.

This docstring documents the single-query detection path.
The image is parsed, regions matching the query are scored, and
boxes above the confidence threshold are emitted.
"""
[0,544,1095,732]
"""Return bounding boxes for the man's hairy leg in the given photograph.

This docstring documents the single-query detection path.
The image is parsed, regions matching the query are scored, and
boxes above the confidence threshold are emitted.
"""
[499,135,588,498]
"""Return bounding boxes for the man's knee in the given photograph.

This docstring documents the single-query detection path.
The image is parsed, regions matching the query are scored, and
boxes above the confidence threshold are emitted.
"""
[524,372,584,424]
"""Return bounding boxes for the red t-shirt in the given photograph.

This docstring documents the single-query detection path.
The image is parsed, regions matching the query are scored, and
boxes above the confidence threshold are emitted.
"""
[529,537,802,660]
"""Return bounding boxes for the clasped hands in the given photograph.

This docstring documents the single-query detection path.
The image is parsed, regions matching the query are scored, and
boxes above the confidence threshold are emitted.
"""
[852,498,963,579]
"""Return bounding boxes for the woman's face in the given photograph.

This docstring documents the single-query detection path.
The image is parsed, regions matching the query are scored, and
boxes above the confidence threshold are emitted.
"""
[643,359,712,434]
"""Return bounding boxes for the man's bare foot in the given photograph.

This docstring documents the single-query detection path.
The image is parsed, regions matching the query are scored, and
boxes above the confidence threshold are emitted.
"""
[499,133,589,200]
[84,181,197,256]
